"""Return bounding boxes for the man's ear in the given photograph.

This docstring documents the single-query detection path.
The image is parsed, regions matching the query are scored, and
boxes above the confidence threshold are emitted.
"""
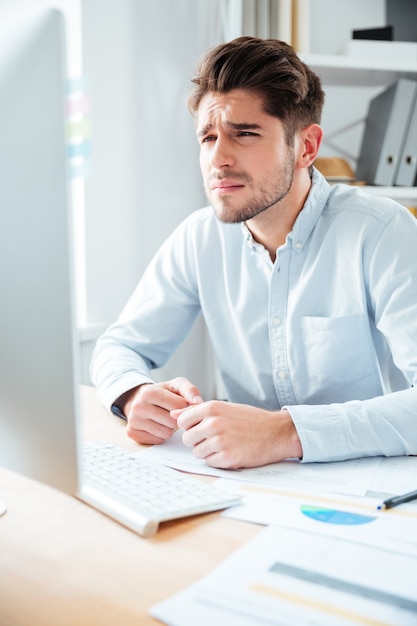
[296,124,323,168]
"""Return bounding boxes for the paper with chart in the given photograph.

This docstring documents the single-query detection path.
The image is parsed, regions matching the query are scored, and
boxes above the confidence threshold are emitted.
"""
[138,430,381,496]
[216,453,417,527]
[150,524,417,626]
[216,479,417,546]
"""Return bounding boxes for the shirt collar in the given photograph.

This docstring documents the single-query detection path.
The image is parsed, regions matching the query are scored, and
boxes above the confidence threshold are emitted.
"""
[288,168,330,252]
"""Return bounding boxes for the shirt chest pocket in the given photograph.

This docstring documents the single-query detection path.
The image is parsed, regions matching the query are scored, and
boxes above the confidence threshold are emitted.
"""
[299,314,379,401]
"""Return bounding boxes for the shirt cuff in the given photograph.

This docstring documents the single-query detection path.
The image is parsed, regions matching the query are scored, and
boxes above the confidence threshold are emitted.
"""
[111,403,127,421]
[283,404,348,463]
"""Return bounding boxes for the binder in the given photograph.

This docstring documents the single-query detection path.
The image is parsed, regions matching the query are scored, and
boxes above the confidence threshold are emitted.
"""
[356,78,417,186]
[395,93,417,186]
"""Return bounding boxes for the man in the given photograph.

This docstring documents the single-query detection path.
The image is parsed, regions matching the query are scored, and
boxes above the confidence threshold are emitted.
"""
[91,36,417,468]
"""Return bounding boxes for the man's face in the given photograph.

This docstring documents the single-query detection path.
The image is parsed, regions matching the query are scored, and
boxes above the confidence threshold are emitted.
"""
[196,89,295,223]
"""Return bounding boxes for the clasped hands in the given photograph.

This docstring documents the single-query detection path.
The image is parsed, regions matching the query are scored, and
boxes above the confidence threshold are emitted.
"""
[120,377,302,469]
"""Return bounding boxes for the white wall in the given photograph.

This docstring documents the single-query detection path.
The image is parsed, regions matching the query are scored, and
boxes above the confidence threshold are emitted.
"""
[82,0,217,324]
[81,0,230,395]
[309,0,385,55]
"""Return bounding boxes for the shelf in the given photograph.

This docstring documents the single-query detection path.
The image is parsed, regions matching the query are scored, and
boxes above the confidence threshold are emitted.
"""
[300,53,417,87]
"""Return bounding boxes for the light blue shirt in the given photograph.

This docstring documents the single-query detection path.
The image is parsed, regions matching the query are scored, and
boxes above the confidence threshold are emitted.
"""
[91,169,417,462]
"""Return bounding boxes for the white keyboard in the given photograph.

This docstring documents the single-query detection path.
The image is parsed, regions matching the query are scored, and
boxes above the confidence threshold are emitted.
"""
[82,441,241,537]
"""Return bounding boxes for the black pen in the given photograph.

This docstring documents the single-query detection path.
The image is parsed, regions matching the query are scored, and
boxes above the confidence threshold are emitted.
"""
[377,488,417,510]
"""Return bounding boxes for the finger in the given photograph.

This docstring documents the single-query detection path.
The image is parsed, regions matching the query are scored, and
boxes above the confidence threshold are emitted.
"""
[137,385,189,415]
[175,404,205,430]
[128,394,176,427]
[203,450,239,470]
[166,377,204,405]
[190,438,240,470]
[169,405,194,421]
[181,424,207,450]
[127,406,178,441]
[126,424,175,446]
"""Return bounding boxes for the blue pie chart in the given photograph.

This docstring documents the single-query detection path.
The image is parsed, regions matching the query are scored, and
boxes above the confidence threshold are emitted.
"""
[300,504,376,525]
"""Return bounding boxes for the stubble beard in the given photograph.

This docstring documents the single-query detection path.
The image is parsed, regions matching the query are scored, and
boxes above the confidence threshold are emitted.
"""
[207,158,295,225]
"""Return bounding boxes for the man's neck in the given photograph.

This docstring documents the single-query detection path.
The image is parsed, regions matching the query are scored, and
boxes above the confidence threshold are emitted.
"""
[245,170,312,262]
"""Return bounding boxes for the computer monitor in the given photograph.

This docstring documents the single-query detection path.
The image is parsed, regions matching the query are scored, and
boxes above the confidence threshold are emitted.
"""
[0,8,81,504]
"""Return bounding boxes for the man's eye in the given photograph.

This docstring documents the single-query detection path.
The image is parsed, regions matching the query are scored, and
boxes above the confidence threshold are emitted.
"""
[201,135,216,143]
[238,131,258,137]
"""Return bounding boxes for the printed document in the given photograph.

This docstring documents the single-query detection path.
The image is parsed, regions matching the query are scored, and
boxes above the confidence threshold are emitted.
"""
[139,430,380,496]
[150,524,417,626]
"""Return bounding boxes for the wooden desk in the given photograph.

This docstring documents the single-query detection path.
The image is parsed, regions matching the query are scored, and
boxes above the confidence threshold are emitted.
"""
[0,387,260,626]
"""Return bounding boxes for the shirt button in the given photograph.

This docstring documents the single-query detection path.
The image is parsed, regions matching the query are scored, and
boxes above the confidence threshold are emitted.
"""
[272,317,281,327]
[295,242,302,250]
[277,371,287,380]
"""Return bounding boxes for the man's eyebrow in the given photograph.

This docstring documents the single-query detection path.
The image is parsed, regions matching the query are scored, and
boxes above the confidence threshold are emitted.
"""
[197,121,262,139]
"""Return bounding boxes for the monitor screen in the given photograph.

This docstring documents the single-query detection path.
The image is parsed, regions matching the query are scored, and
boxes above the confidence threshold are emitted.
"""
[0,8,81,496]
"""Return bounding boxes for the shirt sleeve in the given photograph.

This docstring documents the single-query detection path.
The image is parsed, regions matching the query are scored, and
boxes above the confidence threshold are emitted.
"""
[286,387,417,462]
[90,218,201,412]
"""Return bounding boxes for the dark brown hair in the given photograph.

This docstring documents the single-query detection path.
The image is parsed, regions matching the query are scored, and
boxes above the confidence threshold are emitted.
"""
[188,36,324,144]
